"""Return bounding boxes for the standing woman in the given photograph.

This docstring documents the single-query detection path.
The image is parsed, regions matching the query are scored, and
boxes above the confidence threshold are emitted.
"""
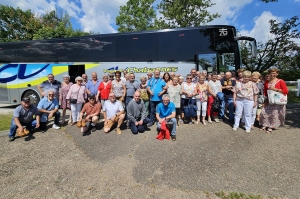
[232,71,259,133]
[60,75,73,124]
[207,72,222,123]
[111,71,126,107]
[260,68,288,134]
[163,72,173,87]
[168,76,182,125]
[139,76,150,117]
[181,74,197,124]
[66,76,87,125]
[195,76,208,125]
[97,74,111,105]
[251,72,264,126]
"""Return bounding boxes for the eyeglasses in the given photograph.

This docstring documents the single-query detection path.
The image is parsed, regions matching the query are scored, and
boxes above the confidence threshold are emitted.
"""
[135,96,140,97]
[109,76,114,78]
[77,80,82,81]
[187,78,192,80]
[115,75,120,77]
[48,94,54,96]
[89,98,95,100]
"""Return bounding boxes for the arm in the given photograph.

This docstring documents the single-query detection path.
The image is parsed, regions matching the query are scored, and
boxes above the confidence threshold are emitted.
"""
[207,85,216,97]
[66,86,72,100]
[13,117,24,131]
[122,84,126,98]
[126,102,137,124]
[35,115,40,128]
[277,80,288,95]
[37,83,45,97]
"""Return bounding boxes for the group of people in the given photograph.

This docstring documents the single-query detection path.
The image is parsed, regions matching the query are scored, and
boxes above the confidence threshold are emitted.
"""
[8,67,288,142]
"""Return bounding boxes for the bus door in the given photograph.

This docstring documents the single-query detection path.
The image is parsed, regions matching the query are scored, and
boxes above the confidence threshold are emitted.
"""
[197,53,217,73]
[68,65,85,83]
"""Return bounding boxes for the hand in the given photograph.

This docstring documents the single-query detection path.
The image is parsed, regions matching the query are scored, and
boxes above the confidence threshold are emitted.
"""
[19,126,24,132]
[233,101,236,107]
[270,86,277,91]
[41,92,46,96]
[253,101,257,108]
[163,86,168,90]
[35,123,40,128]
[138,120,143,125]
[188,94,193,98]
[104,120,108,125]
[119,96,124,102]
[48,113,53,119]
[135,122,139,126]
[213,94,217,98]
[226,86,232,90]
[149,91,153,96]
[158,92,162,96]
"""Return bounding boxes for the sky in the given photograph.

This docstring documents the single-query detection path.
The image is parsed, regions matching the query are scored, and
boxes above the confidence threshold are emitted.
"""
[1,0,300,43]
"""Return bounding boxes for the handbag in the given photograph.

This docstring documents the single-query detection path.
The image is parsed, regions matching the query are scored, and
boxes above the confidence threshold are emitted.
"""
[70,86,82,104]
[267,90,287,105]
[183,99,197,118]
[212,96,220,112]
[257,95,265,104]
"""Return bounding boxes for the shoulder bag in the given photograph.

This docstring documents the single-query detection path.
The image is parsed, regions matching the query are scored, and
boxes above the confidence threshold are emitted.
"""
[183,98,197,118]
[70,86,82,104]
[267,79,287,105]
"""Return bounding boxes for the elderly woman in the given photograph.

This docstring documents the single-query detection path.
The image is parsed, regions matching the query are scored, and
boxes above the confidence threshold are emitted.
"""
[60,75,73,124]
[168,76,182,125]
[207,72,222,123]
[111,71,126,106]
[196,75,208,125]
[97,74,111,105]
[260,68,288,134]
[139,76,150,116]
[66,76,87,125]
[251,72,264,126]
[232,71,259,133]
[181,74,197,124]
[163,72,173,87]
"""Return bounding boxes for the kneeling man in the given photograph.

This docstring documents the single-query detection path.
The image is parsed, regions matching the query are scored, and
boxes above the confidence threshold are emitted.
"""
[9,97,40,141]
[37,90,61,130]
[103,93,125,134]
[127,91,150,134]
[79,94,101,134]
[156,94,177,141]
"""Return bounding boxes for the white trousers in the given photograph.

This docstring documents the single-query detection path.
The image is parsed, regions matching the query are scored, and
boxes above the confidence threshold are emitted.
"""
[196,100,207,116]
[251,103,258,125]
[70,103,83,122]
[234,99,254,130]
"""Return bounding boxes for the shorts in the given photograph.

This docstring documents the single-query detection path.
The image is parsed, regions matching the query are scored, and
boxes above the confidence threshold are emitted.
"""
[104,116,119,130]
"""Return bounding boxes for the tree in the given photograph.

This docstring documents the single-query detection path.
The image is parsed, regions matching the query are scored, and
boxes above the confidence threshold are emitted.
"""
[156,0,220,29]
[241,16,300,73]
[116,0,157,32]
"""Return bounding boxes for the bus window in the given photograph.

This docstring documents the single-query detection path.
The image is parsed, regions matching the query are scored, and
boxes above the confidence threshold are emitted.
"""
[15,42,48,62]
[0,44,16,63]
[117,33,157,62]
[47,39,82,62]
[198,53,217,72]
[218,53,236,72]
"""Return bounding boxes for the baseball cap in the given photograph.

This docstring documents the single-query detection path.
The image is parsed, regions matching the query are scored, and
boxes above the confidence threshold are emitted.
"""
[22,97,30,102]
[88,94,96,98]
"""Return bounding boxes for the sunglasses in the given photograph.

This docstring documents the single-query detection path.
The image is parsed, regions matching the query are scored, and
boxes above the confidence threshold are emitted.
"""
[109,76,114,78]
[187,78,192,80]
[48,94,54,96]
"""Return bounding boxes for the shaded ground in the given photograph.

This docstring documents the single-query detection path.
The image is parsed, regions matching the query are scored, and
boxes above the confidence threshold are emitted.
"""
[0,103,299,198]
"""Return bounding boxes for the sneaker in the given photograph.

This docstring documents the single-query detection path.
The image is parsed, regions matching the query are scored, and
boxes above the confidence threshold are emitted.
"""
[246,129,251,133]
[91,126,96,132]
[116,127,122,134]
[214,118,220,123]
[9,136,15,142]
[52,124,60,130]
[232,127,238,131]
[179,119,184,124]
[189,121,194,125]
[171,135,176,141]
[147,123,153,127]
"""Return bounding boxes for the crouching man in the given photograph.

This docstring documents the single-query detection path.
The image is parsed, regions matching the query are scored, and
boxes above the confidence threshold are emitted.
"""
[156,94,177,141]
[103,93,125,134]
[79,94,101,134]
[127,91,150,134]
[37,90,60,131]
[9,97,40,141]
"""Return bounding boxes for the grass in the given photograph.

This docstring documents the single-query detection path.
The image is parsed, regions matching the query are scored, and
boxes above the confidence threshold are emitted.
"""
[0,114,12,131]
[287,85,300,103]
[215,191,262,199]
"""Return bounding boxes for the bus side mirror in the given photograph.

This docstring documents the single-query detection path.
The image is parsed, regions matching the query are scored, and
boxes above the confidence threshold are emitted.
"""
[249,40,257,58]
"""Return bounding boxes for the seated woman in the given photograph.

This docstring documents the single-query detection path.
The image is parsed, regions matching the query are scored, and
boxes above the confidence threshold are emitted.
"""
[259,68,288,134]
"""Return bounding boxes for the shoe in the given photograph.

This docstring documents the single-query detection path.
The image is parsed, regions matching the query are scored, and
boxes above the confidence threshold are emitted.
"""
[179,119,184,124]
[189,121,194,125]
[23,128,30,135]
[147,123,153,127]
[9,136,15,142]
[202,120,207,126]
[196,119,200,124]
[208,117,212,123]
[16,128,26,137]
[214,118,220,123]
[91,126,96,132]
[232,127,238,131]
[171,135,176,141]
[52,124,60,130]
[76,121,82,128]
[246,129,251,133]
[116,127,122,134]
[81,120,86,127]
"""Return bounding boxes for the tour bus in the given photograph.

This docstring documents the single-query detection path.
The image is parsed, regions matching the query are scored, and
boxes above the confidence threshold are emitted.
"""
[0,25,257,105]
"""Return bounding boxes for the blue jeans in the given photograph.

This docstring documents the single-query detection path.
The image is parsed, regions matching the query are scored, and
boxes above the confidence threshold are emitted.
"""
[125,96,133,109]
[156,118,177,136]
[150,101,161,124]
[129,118,150,134]
[40,112,61,130]
[9,119,37,138]
[220,97,234,121]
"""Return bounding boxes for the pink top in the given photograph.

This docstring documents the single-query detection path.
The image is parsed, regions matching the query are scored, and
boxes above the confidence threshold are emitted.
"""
[233,81,259,101]
[66,84,87,103]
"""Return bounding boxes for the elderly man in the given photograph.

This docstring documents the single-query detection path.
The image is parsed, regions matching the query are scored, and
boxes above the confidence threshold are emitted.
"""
[147,69,167,127]
[82,74,88,85]
[8,97,40,141]
[37,90,61,131]
[220,71,236,123]
[147,72,153,81]
[38,73,61,99]
[79,94,101,134]
[102,93,125,134]
[191,68,199,84]
[127,91,150,134]
[125,73,139,108]
[86,72,101,96]
[156,94,177,141]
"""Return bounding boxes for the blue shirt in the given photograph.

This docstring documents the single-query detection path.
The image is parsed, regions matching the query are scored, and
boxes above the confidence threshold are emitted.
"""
[156,102,175,118]
[86,80,101,95]
[37,98,59,122]
[13,105,40,124]
[40,80,61,99]
[147,78,166,101]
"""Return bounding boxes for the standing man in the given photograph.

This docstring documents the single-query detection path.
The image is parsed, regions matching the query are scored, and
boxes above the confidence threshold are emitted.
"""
[147,72,153,81]
[38,73,61,99]
[125,73,139,108]
[147,69,167,127]
[156,94,177,141]
[8,97,40,141]
[220,71,236,123]
[37,90,61,131]
[102,93,125,134]
[79,94,101,134]
[127,91,150,134]
[82,74,88,85]
[86,72,101,96]
[191,69,199,84]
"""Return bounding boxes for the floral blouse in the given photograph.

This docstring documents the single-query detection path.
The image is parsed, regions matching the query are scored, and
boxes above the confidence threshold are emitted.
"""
[111,80,125,97]
[233,81,259,101]
[196,83,208,102]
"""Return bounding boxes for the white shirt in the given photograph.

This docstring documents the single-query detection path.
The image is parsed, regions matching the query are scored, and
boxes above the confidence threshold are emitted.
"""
[103,100,124,119]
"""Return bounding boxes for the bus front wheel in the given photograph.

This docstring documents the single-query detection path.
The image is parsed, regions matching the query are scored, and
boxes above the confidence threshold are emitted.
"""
[23,90,40,106]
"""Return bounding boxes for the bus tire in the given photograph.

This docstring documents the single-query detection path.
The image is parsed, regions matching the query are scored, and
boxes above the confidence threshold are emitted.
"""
[23,90,40,106]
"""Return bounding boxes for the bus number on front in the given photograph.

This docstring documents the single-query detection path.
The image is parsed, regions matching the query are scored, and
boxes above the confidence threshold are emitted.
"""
[219,28,228,36]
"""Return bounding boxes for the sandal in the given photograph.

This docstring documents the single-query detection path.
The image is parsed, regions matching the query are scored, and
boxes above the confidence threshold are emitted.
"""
[202,120,207,126]
[259,127,266,131]
[266,128,273,134]
[196,119,200,124]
